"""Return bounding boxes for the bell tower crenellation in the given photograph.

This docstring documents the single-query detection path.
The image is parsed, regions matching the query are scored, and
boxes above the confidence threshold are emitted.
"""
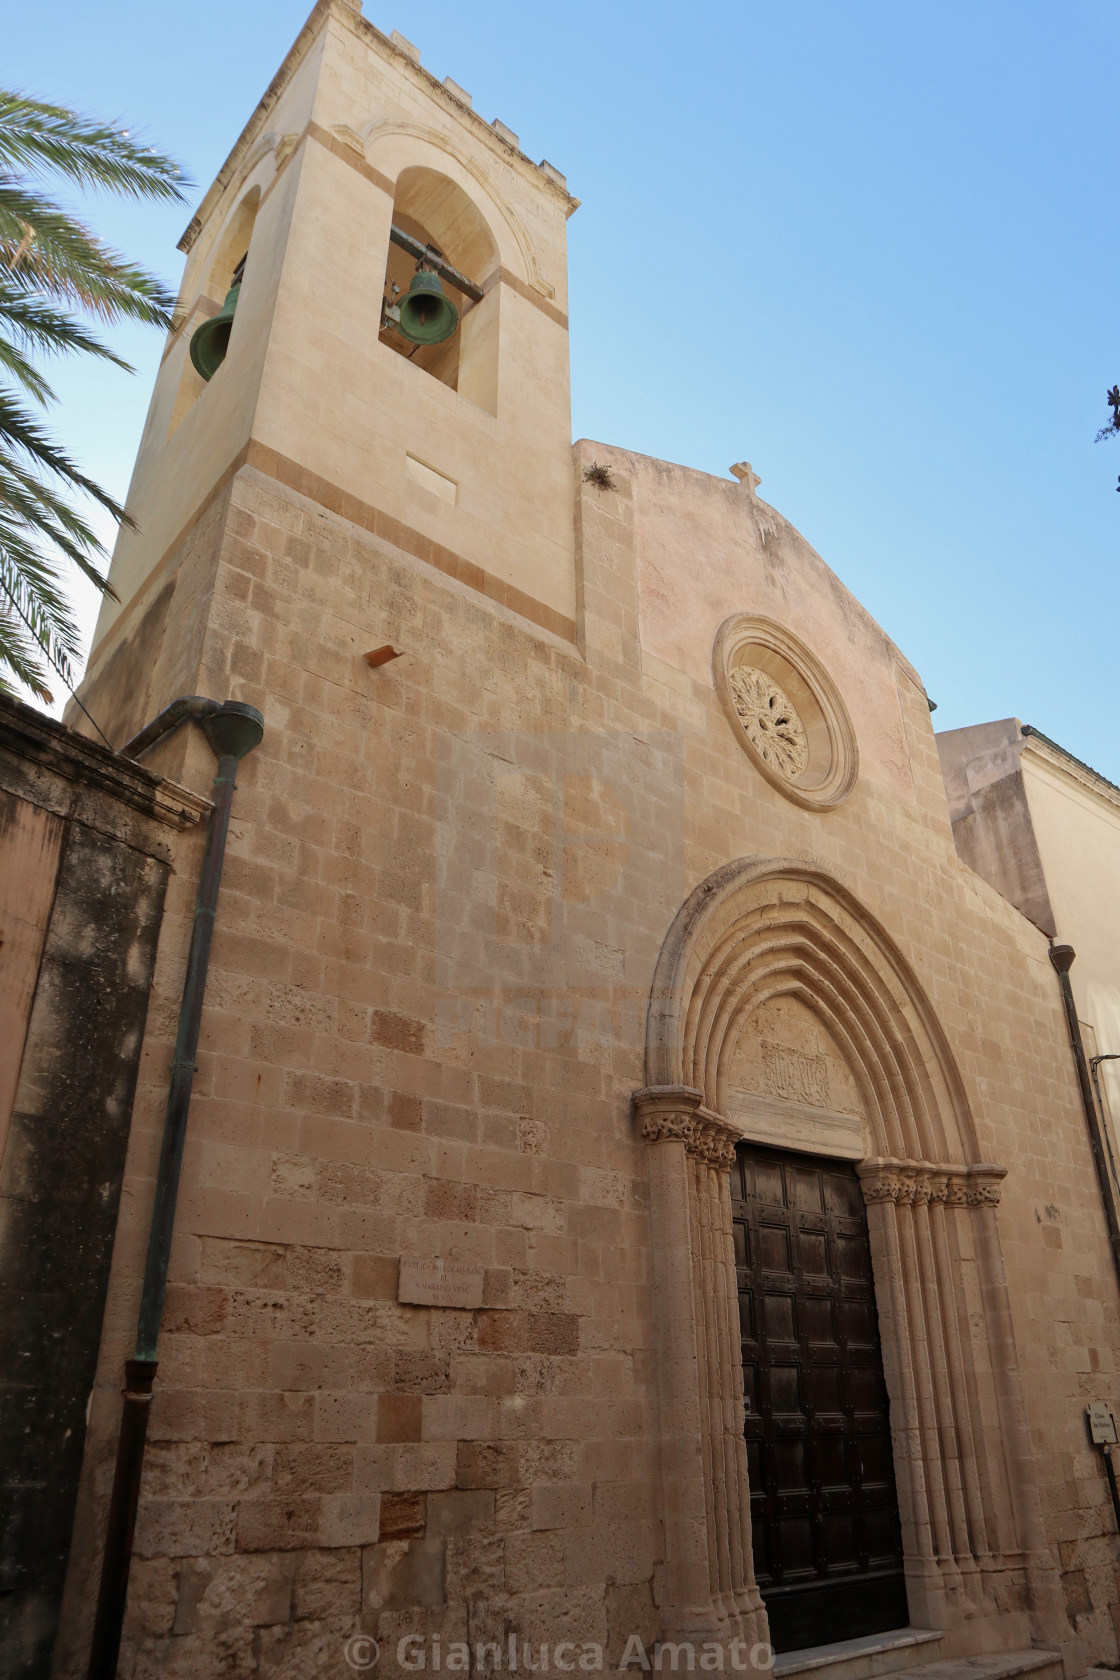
[78,0,579,742]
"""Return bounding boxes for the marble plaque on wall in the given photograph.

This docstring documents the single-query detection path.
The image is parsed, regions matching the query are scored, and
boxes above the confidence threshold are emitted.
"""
[398,1257,485,1309]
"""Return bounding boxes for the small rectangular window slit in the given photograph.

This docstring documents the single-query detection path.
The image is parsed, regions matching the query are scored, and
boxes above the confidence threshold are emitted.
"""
[405,454,457,504]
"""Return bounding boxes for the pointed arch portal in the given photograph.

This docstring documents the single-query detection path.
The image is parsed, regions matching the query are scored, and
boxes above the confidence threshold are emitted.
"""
[633,858,1071,1656]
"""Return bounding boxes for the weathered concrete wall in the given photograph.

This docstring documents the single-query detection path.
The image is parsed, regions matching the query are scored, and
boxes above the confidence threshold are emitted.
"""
[0,700,206,1680]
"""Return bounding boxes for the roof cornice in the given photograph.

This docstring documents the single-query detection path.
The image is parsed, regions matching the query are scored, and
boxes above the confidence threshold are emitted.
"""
[1020,725,1120,815]
[178,0,576,255]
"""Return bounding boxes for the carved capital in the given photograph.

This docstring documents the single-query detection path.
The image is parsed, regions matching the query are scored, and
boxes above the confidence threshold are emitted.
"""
[857,1156,1007,1209]
[857,1158,916,1204]
[946,1163,1006,1207]
[860,1169,908,1204]
[691,1108,742,1170]
[926,1172,950,1205]
[633,1086,704,1146]
[641,1113,694,1145]
[631,1089,743,1166]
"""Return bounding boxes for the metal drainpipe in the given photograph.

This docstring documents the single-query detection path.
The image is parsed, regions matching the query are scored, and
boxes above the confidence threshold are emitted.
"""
[86,699,264,1680]
[1049,944,1120,1295]
[119,694,224,759]
[1090,1053,1120,1192]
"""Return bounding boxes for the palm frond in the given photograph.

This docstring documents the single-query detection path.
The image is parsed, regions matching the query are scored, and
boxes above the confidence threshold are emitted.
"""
[0,544,71,699]
[0,91,186,202]
[0,464,108,575]
[0,186,175,328]
[0,464,120,600]
[0,333,54,402]
[0,88,183,699]
[0,531,83,668]
[0,389,129,521]
[0,284,131,370]
[0,602,54,701]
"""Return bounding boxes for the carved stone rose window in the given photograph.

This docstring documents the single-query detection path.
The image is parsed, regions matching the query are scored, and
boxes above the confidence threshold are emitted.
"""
[728,666,809,779]
[714,615,858,810]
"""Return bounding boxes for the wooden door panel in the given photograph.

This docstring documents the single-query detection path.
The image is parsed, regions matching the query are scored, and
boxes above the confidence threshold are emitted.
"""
[731,1142,908,1652]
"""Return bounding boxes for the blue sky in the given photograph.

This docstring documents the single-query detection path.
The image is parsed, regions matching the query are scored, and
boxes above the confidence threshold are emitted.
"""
[9,1,1120,775]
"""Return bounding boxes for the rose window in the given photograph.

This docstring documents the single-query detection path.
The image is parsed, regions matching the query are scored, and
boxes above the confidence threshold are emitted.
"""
[728,666,809,780]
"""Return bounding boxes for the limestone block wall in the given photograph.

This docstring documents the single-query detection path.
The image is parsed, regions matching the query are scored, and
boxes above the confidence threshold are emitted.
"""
[56,445,1120,1676]
[86,0,579,684]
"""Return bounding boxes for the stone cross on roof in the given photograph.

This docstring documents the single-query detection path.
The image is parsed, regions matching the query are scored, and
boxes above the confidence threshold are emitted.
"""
[730,461,761,493]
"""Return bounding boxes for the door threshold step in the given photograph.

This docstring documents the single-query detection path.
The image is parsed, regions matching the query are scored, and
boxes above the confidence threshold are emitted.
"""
[774,1628,942,1680]
[773,1640,1063,1680]
[905,1657,1063,1680]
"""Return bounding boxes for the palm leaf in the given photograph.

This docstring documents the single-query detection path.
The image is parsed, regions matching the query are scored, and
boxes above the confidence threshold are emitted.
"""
[0,534,82,668]
[0,467,120,599]
[0,88,183,701]
[0,282,133,370]
[0,389,129,521]
[0,185,175,328]
[0,600,55,701]
[0,332,54,403]
[0,91,185,202]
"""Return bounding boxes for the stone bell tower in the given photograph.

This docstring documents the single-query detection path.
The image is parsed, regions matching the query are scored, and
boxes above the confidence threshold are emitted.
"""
[77,0,579,743]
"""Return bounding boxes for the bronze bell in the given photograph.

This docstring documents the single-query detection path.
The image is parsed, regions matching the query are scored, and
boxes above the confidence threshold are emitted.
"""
[397,265,458,346]
[189,256,246,381]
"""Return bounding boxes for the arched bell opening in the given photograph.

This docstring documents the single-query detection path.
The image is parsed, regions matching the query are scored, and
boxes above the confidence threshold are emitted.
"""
[634,857,1073,1658]
[379,167,500,416]
[167,188,260,438]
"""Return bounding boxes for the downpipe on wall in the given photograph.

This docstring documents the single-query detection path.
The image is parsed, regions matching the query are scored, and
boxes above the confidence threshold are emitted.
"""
[1089,1052,1120,1192]
[85,699,264,1680]
[1048,944,1120,1295]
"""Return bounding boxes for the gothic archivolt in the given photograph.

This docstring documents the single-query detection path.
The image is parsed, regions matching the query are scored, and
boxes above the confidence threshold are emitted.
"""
[646,857,971,1160]
[634,856,1072,1655]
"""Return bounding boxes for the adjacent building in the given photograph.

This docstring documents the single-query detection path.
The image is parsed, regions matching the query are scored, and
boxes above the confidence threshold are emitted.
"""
[937,719,1120,1223]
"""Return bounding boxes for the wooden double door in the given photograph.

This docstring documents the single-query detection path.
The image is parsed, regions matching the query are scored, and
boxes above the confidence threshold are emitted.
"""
[730,1143,908,1652]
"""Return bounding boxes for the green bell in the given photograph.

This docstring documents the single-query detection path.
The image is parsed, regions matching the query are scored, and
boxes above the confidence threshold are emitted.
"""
[397,267,458,345]
[189,278,241,381]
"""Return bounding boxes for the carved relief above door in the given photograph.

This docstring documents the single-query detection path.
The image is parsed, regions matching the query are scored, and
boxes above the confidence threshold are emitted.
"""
[725,994,866,1163]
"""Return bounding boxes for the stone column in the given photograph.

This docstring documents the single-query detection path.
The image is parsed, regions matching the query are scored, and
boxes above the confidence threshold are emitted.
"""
[633,1087,767,1651]
[634,1086,719,1640]
[859,1185,946,1632]
[858,1157,1075,1656]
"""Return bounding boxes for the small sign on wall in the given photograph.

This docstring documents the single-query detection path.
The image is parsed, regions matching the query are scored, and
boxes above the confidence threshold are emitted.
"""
[398,1257,485,1310]
[1087,1402,1117,1445]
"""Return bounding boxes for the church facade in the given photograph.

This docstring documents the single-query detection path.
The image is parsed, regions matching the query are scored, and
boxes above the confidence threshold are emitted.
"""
[47,4,1120,1675]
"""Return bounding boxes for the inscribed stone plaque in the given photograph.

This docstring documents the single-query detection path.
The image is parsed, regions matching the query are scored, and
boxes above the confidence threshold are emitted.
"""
[1088,1402,1117,1445]
[398,1257,485,1309]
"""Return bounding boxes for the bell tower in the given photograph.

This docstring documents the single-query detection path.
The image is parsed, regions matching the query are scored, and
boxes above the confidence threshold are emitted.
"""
[77,0,579,741]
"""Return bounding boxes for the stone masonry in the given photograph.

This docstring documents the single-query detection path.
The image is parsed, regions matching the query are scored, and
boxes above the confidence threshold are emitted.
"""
[46,5,1120,1675]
